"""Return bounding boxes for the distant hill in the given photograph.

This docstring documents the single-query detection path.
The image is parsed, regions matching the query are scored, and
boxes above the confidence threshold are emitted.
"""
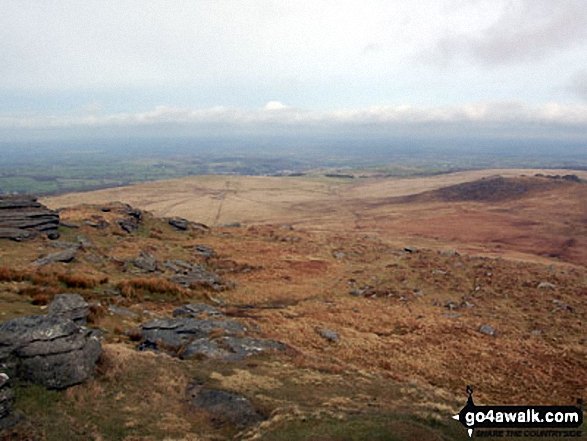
[396,175,582,204]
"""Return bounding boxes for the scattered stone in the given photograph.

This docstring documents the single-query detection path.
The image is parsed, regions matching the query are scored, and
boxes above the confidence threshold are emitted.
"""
[414,289,424,297]
[0,315,101,389]
[441,313,461,319]
[173,303,224,319]
[403,246,417,253]
[33,246,78,266]
[316,327,339,342]
[216,337,286,360]
[194,244,216,258]
[117,217,139,233]
[187,382,263,428]
[552,304,573,313]
[108,305,139,319]
[432,269,448,275]
[218,222,241,228]
[168,217,189,231]
[47,293,90,325]
[538,282,556,289]
[60,222,80,229]
[479,325,497,337]
[83,219,109,229]
[531,329,544,335]
[170,266,233,291]
[280,225,294,231]
[76,235,93,248]
[332,251,346,260]
[133,252,159,272]
[0,195,60,240]
[445,300,459,310]
[439,249,460,257]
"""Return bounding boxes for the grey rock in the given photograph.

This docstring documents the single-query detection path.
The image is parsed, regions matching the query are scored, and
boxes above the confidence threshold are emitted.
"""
[218,222,241,228]
[108,305,139,319]
[117,217,139,233]
[133,252,159,272]
[280,225,294,231]
[47,293,90,324]
[0,315,102,389]
[194,244,216,258]
[76,235,93,248]
[83,218,109,229]
[316,327,339,342]
[0,227,37,241]
[479,325,497,337]
[173,304,224,319]
[187,382,263,428]
[140,318,246,353]
[332,251,346,259]
[181,339,231,360]
[403,246,417,253]
[439,249,460,257]
[538,282,556,289]
[170,265,233,291]
[168,217,189,231]
[33,247,78,266]
[219,337,286,360]
[0,195,60,240]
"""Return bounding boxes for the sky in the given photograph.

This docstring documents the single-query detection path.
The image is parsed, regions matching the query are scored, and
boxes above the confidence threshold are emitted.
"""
[1,0,587,145]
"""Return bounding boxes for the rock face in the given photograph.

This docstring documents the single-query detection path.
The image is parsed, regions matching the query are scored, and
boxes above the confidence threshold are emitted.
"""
[187,381,263,428]
[0,315,101,390]
[0,196,60,240]
[47,293,90,325]
[138,304,285,362]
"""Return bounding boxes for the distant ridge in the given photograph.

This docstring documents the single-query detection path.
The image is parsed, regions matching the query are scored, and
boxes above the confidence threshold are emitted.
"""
[395,175,582,204]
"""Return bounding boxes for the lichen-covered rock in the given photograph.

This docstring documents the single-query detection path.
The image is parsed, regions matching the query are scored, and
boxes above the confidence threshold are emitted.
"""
[0,315,102,390]
[47,293,90,325]
[0,373,17,431]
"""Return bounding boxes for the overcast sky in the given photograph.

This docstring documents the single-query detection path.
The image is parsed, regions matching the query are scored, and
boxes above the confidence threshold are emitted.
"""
[1,0,587,144]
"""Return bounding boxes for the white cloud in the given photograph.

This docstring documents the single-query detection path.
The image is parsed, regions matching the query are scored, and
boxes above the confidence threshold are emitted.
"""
[2,102,587,138]
[264,101,287,110]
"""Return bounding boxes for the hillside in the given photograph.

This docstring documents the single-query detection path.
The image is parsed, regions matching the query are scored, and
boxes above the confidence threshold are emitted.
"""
[1,171,586,439]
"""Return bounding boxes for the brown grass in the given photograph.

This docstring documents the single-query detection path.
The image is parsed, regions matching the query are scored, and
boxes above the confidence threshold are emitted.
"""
[116,277,189,301]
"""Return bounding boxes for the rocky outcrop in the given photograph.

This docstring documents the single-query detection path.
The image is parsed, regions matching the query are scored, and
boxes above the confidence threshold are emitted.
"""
[0,196,59,240]
[186,381,264,428]
[47,293,90,325]
[0,315,101,390]
[138,304,285,362]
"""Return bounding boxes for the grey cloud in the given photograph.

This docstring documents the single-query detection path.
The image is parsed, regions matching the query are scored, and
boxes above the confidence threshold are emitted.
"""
[567,70,587,101]
[433,0,587,66]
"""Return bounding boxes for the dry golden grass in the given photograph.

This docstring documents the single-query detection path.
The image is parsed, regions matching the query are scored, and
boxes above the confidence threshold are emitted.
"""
[2,172,586,439]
